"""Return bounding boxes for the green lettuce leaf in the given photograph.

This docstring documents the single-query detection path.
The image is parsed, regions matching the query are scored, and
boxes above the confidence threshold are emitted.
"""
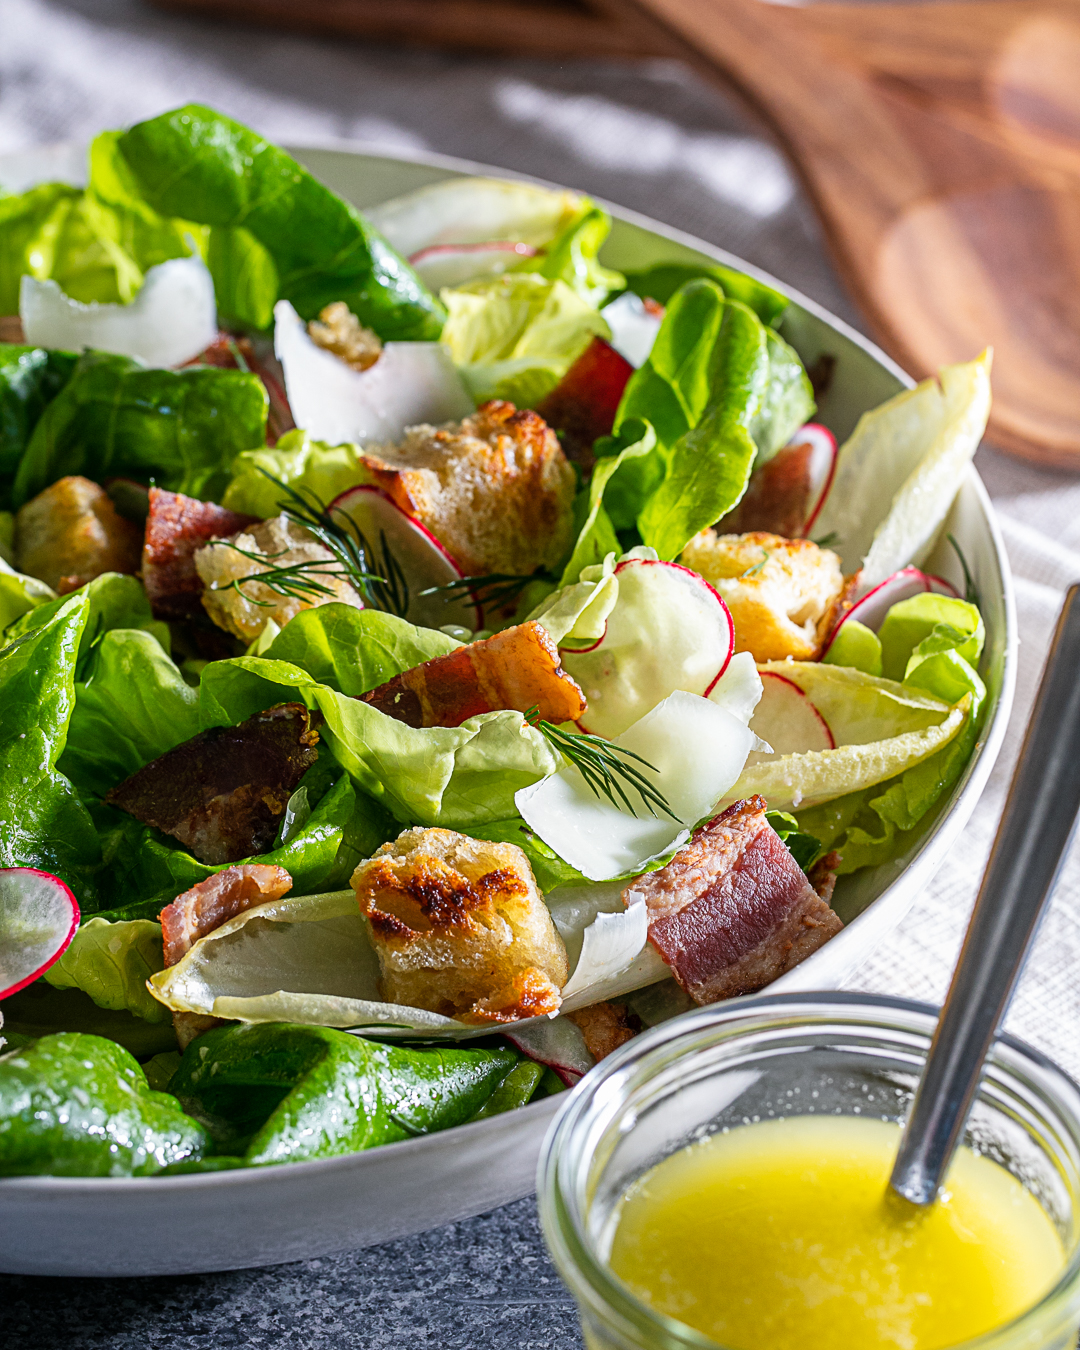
[0,182,110,311]
[764,810,821,873]
[118,104,445,340]
[261,601,458,694]
[559,419,656,585]
[204,223,278,331]
[169,1022,522,1165]
[12,351,268,508]
[0,1032,209,1177]
[0,344,78,498]
[0,555,56,632]
[0,590,103,899]
[521,204,624,308]
[220,428,366,518]
[878,593,985,683]
[622,259,788,326]
[822,619,882,676]
[439,272,610,405]
[44,916,170,1024]
[751,327,815,464]
[5,571,168,656]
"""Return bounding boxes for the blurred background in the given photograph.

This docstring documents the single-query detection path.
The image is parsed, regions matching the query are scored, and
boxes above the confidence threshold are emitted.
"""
[2,2,1078,1346]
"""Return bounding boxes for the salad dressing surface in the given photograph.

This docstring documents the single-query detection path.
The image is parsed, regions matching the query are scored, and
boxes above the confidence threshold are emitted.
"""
[607,1115,1064,1350]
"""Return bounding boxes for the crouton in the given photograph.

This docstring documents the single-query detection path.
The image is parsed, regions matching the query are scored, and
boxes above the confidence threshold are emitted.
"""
[308,302,382,371]
[195,513,364,642]
[357,400,576,576]
[680,530,848,661]
[351,827,568,1023]
[14,475,142,591]
[361,620,586,728]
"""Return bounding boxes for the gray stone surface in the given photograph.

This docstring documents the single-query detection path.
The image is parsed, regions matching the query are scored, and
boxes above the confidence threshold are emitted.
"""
[0,1196,581,1349]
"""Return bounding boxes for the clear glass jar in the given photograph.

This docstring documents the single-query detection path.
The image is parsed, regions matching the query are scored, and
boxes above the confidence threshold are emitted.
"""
[538,992,1080,1350]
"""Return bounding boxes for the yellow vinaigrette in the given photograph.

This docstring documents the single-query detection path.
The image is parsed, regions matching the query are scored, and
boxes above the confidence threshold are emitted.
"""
[608,1115,1064,1350]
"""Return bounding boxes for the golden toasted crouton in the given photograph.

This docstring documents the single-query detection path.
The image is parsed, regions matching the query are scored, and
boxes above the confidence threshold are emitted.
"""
[14,475,142,591]
[195,513,364,642]
[358,400,576,576]
[351,827,568,1023]
[308,302,382,371]
[680,530,848,661]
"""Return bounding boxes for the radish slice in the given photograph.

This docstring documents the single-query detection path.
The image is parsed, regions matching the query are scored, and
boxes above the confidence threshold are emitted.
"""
[329,484,481,631]
[274,300,473,446]
[366,177,587,257]
[561,555,735,740]
[502,1016,594,1087]
[516,690,754,882]
[823,566,961,658]
[20,255,217,369]
[746,671,835,765]
[707,650,764,726]
[409,241,539,291]
[600,291,663,368]
[792,422,838,536]
[0,868,80,999]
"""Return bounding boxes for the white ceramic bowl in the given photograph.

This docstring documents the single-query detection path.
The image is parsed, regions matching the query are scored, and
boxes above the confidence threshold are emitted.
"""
[0,143,1016,1277]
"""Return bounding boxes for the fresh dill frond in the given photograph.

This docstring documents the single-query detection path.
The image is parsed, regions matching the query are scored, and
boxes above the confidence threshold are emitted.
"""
[420,568,554,613]
[220,543,375,608]
[256,468,411,619]
[947,534,981,609]
[524,706,677,821]
[740,548,770,579]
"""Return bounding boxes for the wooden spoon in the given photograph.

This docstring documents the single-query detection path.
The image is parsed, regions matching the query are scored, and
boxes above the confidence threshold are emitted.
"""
[598,0,1080,469]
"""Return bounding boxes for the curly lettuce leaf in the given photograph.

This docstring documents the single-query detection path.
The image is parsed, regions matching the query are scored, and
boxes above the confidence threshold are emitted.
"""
[0,1032,209,1177]
[439,272,610,405]
[878,593,985,683]
[44,916,170,1024]
[12,351,268,508]
[118,104,445,340]
[622,259,788,326]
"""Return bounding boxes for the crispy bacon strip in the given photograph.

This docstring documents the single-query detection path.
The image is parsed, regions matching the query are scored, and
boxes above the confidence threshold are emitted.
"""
[106,703,320,865]
[535,336,634,470]
[160,864,293,967]
[361,620,586,728]
[566,1001,640,1062]
[714,440,814,539]
[142,487,259,619]
[626,796,843,1005]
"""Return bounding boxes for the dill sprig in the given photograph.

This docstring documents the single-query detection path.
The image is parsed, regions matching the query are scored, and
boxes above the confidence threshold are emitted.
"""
[256,469,411,619]
[524,706,677,820]
[222,543,379,608]
[947,533,981,610]
[740,548,770,579]
[420,568,554,613]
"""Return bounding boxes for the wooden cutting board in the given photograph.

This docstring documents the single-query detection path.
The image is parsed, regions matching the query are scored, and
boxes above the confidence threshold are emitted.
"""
[147,0,1080,466]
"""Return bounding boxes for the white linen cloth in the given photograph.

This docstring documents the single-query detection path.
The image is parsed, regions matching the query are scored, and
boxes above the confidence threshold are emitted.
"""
[3,0,1078,1075]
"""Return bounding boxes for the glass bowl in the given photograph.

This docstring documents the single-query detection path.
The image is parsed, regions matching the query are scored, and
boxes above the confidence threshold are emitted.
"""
[538,992,1080,1350]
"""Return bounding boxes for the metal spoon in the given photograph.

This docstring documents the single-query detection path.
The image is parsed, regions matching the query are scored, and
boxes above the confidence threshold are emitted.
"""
[891,583,1080,1206]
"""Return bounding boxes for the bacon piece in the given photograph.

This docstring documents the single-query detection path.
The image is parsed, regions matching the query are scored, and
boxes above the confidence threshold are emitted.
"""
[106,703,320,865]
[714,440,814,539]
[361,620,586,728]
[535,336,634,469]
[626,796,843,1005]
[142,487,259,619]
[160,864,293,967]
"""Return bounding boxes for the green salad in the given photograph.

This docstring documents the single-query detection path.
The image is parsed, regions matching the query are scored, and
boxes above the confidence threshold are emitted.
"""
[0,105,993,1178]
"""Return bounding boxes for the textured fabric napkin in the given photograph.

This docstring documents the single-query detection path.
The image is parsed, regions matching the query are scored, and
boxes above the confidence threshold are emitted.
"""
[2,0,1079,1078]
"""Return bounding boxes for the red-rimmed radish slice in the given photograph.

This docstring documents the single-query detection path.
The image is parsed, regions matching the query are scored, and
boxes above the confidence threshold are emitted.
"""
[600,291,663,368]
[329,485,482,632]
[792,423,839,536]
[747,672,835,764]
[274,300,473,446]
[408,241,539,291]
[560,557,734,739]
[824,567,961,658]
[0,868,80,1000]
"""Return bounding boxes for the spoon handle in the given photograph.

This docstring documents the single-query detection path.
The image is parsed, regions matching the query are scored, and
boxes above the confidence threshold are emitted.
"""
[891,583,1080,1206]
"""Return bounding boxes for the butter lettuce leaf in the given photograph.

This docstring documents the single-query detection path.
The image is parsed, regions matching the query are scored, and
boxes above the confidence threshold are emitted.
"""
[12,352,268,508]
[521,204,624,308]
[559,419,655,586]
[221,428,366,518]
[440,272,609,405]
[0,344,78,499]
[118,104,445,340]
[44,916,170,1024]
[622,260,788,327]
